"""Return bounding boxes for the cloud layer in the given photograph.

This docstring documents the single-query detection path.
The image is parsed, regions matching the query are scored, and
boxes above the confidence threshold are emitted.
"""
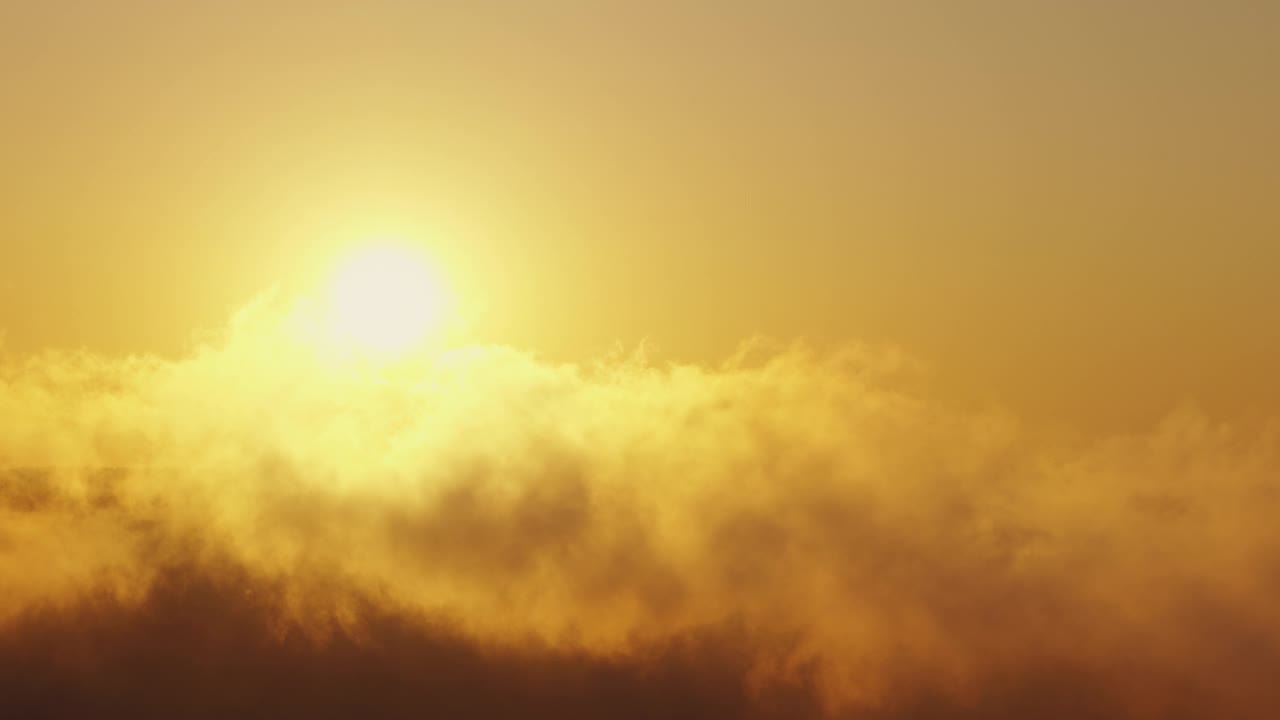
[2,299,1278,718]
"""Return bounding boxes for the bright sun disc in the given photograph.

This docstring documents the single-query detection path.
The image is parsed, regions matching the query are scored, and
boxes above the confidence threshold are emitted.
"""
[328,244,447,355]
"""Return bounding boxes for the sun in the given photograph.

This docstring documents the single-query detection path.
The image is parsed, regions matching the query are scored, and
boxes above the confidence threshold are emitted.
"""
[327,243,449,355]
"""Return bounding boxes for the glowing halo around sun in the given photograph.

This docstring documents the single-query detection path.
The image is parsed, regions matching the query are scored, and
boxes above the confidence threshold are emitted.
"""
[325,243,450,356]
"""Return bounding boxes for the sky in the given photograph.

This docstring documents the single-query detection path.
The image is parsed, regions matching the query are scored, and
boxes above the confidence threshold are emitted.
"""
[3,0,1278,427]
[1,2,1279,718]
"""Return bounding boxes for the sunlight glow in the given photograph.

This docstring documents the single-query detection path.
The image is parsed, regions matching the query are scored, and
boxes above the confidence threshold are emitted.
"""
[327,243,448,356]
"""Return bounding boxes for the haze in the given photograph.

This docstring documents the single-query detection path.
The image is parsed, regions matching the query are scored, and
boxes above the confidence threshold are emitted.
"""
[1,2,1278,718]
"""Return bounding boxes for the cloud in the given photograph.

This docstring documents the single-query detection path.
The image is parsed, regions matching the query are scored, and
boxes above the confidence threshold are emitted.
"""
[1,297,1278,718]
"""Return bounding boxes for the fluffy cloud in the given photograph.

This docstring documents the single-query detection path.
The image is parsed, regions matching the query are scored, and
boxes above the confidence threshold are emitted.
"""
[1,298,1277,718]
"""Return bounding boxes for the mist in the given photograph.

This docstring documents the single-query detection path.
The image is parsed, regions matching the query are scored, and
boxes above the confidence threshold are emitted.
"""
[2,298,1278,718]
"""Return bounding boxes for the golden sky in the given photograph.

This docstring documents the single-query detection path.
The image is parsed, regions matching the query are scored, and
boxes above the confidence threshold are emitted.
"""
[1,3,1279,718]
[3,1,1278,428]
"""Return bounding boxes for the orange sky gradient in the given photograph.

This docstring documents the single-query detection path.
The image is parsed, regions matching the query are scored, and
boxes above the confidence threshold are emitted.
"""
[3,1,1278,429]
